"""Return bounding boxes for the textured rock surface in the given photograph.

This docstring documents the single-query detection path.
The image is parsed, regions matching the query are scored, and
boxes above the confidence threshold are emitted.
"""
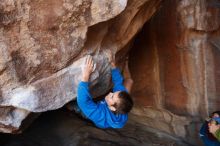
[131,107,190,138]
[129,0,220,145]
[0,0,161,133]
[1,0,220,145]
[0,109,191,146]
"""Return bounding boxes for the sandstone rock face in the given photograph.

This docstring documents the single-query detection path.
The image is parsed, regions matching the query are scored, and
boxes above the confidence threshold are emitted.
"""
[129,0,220,145]
[1,0,219,145]
[131,107,190,138]
[0,0,161,133]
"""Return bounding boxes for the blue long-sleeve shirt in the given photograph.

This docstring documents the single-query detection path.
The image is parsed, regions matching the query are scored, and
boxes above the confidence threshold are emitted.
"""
[77,68,128,128]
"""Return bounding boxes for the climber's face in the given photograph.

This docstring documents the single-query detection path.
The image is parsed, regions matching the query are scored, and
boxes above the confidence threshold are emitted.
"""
[105,91,121,112]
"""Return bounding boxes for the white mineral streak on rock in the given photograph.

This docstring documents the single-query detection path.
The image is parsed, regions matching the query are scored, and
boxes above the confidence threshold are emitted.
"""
[0,56,100,112]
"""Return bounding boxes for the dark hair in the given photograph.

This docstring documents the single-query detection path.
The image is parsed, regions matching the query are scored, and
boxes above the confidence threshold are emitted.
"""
[113,91,133,114]
[211,111,220,117]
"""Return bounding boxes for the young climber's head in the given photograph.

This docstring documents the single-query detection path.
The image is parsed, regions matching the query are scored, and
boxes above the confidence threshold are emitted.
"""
[105,91,133,114]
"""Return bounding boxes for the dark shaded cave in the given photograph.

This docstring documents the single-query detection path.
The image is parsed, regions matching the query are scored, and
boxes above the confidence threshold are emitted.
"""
[0,109,191,146]
[129,0,187,115]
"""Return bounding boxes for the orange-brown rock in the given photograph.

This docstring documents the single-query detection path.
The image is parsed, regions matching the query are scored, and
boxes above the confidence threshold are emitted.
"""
[1,0,220,145]
[0,0,161,133]
[129,0,220,145]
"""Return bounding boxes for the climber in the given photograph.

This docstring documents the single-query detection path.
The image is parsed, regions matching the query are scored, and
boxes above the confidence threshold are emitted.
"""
[200,111,220,146]
[76,54,133,128]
